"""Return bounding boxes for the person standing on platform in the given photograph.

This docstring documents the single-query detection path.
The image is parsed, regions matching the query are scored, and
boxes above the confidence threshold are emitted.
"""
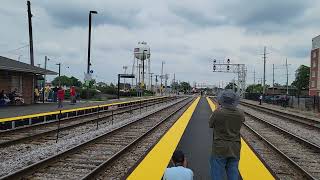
[70,86,76,105]
[53,86,58,102]
[57,87,65,108]
[163,150,193,180]
[34,86,40,103]
[209,89,245,180]
[259,94,263,105]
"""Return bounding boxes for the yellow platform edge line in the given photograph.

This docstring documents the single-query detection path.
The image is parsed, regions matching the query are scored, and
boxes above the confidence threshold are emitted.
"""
[0,96,166,123]
[206,97,274,180]
[127,97,200,180]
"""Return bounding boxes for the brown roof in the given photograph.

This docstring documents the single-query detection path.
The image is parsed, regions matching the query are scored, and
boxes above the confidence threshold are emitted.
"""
[0,56,57,75]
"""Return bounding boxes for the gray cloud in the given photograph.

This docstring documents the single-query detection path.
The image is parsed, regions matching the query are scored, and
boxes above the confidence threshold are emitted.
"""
[0,0,315,86]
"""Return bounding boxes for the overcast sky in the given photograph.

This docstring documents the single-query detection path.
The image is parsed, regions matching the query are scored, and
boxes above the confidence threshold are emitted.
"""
[1,0,319,87]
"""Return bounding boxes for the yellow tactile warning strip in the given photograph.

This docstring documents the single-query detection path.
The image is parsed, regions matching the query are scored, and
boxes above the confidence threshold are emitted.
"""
[0,97,166,123]
[127,97,200,180]
[206,97,274,180]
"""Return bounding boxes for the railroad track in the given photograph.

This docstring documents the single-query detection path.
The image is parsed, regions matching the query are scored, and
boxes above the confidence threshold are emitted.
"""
[240,101,320,128]
[0,96,176,148]
[239,102,320,147]
[243,112,320,180]
[1,97,194,180]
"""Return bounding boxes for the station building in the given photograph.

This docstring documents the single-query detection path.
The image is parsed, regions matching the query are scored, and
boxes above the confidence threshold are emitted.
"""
[0,56,57,104]
[310,35,320,96]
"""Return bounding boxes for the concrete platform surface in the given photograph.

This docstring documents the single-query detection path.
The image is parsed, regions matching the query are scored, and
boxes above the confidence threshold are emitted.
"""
[177,97,213,179]
[0,97,150,119]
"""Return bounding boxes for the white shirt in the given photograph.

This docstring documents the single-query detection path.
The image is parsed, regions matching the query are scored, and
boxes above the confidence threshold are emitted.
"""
[163,166,193,180]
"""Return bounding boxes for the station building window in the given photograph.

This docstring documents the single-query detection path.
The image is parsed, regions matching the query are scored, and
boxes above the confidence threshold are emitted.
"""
[311,81,315,88]
[312,71,316,77]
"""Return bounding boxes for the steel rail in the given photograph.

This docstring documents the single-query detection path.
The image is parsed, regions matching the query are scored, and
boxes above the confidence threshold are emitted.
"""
[240,101,320,128]
[0,97,190,180]
[81,98,194,180]
[243,112,319,180]
[0,97,176,148]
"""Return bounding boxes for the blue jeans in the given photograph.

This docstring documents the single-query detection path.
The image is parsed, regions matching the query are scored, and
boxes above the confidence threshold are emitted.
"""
[210,156,239,180]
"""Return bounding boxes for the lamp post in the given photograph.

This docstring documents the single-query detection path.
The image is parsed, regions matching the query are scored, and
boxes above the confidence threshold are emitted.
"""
[87,10,98,74]
[56,63,61,86]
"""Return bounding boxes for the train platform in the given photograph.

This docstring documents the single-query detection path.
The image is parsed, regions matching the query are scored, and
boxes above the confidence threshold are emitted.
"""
[128,97,275,179]
[0,97,146,119]
[0,96,167,130]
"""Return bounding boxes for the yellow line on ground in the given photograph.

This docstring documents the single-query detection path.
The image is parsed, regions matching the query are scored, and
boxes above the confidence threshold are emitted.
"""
[0,97,165,123]
[206,97,274,180]
[127,97,200,180]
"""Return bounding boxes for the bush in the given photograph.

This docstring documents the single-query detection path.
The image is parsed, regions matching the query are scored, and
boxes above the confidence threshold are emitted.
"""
[79,88,99,99]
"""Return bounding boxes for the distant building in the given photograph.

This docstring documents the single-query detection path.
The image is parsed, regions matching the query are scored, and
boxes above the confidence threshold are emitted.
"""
[310,35,320,96]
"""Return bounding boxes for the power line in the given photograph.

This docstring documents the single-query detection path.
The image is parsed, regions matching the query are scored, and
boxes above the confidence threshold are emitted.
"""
[1,44,29,53]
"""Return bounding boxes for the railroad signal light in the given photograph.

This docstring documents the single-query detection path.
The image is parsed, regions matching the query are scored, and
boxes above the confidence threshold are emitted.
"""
[227,59,230,63]
[227,65,230,71]
[213,59,216,63]
[213,65,216,71]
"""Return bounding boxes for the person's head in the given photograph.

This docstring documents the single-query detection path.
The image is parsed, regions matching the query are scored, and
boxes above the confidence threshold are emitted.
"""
[217,89,240,108]
[172,150,185,167]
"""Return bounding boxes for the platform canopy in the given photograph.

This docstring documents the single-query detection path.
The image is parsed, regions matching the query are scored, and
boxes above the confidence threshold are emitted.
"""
[0,56,57,75]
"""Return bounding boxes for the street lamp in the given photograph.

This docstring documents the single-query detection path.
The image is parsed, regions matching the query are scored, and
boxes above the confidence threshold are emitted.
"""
[87,10,98,74]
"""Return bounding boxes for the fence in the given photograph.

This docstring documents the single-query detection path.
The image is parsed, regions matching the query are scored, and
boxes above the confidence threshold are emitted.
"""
[245,93,320,113]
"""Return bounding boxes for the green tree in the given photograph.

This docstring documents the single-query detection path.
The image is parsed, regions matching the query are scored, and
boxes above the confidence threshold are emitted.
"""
[52,76,71,86]
[179,82,191,92]
[291,65,310,95]
[246,84,263,93]
[171,82,179,92]
[69,76,82,87]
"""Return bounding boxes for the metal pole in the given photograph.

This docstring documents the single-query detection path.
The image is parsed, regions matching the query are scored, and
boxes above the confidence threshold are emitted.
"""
[56,63,61,86]
[118,74,120,99]
[96,105,99,130]
[263,46,266,94]
[56,110,62,143]
[43,56,48,103]
[87,11,97,74]
[272,64,275,94]
[87,13,92,74]
[27,1,34,66]
[286,58,289,95]
[161,61,164,95]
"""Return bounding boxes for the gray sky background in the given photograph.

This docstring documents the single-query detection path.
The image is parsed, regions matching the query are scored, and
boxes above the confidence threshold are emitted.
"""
[1,0,319,87]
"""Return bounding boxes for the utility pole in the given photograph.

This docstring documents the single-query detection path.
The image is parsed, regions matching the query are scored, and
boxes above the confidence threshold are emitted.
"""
[160,61,165,95]
[173,73,176,94]
[253,69,256,85]
[263,46,267,94]
[286,58,289,95]
[150,73,154,93]
[138,64,141,96]
[27,1,34,66]
[272,64,275,94]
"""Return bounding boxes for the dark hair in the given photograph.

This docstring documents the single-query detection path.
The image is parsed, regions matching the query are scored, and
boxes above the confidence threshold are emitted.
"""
[172,150,184,165]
